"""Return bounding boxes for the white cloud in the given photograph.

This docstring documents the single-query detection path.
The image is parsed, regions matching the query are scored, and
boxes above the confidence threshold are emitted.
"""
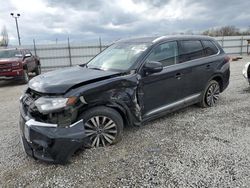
[0,0,249,45]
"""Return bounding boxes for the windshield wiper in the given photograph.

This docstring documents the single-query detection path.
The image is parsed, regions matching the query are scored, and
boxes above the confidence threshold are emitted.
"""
[88,67,104,71]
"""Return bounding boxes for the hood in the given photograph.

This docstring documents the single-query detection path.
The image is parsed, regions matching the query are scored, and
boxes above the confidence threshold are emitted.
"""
[29,66,121,94]
[0,58,21,64]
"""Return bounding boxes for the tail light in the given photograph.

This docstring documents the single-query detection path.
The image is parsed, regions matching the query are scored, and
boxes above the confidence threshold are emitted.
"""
[224,56,230,63]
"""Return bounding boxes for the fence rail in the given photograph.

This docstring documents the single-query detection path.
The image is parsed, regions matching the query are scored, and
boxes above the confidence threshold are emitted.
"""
[15,35,250,70]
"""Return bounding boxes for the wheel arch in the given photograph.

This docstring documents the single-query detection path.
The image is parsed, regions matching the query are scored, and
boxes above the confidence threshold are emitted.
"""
[77,102,133,128]
[210,74,224,92]
[23,64,28,70]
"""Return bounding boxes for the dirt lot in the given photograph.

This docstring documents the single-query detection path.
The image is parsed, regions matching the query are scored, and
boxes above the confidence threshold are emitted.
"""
[0,57,250,187]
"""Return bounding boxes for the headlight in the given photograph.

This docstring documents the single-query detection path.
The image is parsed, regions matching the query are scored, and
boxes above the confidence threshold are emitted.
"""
[12,62,20,67]
[243,62,250,79]
[35,96,77,113]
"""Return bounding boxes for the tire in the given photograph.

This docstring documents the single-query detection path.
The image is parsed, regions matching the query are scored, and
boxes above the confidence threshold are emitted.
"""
[78,106,124,147]
[21,69,29,84]
[199,80,220,108]
[35,64,41,75]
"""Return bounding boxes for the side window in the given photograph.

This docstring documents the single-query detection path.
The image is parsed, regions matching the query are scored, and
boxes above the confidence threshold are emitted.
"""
[27,50,32,55]
[179,40,204,62]
[202,40,218,56]
[146,41,178,67]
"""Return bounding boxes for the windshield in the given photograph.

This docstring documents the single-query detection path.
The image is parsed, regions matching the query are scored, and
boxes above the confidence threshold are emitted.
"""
[0,50,22,59]
[87,43,150,71]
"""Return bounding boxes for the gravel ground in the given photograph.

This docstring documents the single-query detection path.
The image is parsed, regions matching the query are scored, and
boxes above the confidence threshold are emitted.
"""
[0,57,250,187]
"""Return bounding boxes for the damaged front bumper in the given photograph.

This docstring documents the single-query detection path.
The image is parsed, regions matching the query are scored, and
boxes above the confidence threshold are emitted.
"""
[19,101,90,164]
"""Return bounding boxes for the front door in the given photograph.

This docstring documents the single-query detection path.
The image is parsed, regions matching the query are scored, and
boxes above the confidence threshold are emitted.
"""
[140,41,187,118]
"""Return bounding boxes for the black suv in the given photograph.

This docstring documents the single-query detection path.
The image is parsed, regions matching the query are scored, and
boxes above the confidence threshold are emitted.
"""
[19,35,230,164]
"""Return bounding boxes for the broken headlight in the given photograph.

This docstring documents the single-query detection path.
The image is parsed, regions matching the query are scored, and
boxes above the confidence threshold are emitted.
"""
[35,97,77,114]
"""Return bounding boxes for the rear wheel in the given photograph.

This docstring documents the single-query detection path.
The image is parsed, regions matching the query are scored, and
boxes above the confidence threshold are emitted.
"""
[79,106,124,147]
[199,80,220,107]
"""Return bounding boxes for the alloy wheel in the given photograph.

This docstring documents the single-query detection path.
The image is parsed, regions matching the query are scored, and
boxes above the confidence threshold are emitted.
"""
[84,116,118,147]
[206,83,220,106]
[23,70,29,83]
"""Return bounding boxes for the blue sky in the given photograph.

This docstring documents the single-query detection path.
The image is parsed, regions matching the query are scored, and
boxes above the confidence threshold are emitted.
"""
[1,0,250,45]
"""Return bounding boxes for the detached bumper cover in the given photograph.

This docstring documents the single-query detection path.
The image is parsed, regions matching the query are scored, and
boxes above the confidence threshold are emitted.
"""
[19,102,90,164]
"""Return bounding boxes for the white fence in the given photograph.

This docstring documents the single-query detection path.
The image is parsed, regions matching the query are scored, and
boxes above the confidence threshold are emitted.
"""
[216,35,250,54]
[18,35,250,69]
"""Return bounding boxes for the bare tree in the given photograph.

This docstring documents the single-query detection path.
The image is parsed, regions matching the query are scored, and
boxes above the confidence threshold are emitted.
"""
[0,26,9,47]
[203,26,240,36]
[219,26,239,36]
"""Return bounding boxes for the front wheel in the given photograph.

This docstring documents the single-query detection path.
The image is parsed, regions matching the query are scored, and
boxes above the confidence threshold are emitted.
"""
[21,69,29,84]
[199,80,220,108]
[78,106,124,147]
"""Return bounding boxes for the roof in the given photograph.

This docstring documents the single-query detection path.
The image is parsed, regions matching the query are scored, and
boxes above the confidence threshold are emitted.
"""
[0,48,25,51]
[117,35,214,44]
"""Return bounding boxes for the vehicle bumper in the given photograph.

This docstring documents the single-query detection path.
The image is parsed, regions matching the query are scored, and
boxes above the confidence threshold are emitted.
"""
[242,62,250,84]
[19,102,90,164]
[221,68,230,92]
[0,69,24,79]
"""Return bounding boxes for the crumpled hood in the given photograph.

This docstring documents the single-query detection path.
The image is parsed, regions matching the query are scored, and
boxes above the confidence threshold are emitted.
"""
[29,66,121,94]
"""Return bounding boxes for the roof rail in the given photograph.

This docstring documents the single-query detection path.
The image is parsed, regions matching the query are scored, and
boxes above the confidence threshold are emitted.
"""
[152,36,167,43]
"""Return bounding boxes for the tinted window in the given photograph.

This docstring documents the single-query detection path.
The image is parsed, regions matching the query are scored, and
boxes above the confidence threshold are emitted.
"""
[146,41,178,67]
[179,40,204,62]
[202,40,218,56]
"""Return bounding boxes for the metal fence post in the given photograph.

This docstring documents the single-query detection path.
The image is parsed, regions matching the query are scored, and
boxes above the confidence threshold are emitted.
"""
[67,37,72,66]
[33,39,37,56]
[240,36,243,55]
[99,37,102,52]
[221,36,224,48]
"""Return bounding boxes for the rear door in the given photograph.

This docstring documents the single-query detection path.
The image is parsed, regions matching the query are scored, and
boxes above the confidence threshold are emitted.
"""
[178,40,207,96]
[201,40,221,84]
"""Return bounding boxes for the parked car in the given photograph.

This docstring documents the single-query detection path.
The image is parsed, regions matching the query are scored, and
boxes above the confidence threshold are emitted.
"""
[0,48,41,83]
[19,35,230,164]
[243,62,250,84]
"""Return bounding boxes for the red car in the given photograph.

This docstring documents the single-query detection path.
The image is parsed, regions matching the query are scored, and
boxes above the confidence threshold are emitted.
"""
[0,48,41,83]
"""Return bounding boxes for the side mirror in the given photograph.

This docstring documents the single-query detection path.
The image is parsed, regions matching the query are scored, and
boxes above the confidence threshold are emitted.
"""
[143,61,163,74]
[24,53,31,58]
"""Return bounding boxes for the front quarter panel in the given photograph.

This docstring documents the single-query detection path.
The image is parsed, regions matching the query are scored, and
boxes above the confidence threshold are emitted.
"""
[66,73,142,125]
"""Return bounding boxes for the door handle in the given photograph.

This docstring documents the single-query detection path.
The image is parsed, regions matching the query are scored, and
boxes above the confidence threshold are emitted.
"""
[206,64,211,70]
[175,73,182,80]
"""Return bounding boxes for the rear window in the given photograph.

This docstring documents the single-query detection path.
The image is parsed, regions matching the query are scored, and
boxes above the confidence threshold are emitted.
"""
[202,40,218,56]
[179,40,204,62]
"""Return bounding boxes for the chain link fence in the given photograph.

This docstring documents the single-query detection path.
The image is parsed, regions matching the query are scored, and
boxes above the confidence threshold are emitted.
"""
[15,35,250,70]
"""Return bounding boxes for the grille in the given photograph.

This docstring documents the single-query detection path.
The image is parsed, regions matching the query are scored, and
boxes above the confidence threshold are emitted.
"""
[22,89,49,122]
[0,63,12,68]
[27,89,43,100]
